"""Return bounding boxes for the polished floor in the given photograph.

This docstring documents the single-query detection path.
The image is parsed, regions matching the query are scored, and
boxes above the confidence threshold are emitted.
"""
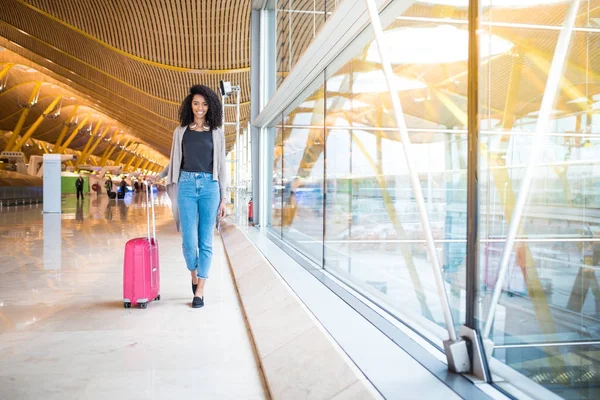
[0,192,267,400]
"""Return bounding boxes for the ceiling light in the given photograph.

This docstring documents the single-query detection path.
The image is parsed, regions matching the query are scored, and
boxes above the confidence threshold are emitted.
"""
[328,70,427,93]
[420,0,567,6]
[366,25,513,65]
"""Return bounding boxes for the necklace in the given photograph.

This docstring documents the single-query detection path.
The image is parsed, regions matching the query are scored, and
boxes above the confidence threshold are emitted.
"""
[190,123,210,131]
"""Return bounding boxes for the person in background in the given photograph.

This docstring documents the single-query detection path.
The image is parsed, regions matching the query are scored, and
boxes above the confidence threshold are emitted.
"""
[156,84,227,309]
[105,177,113,197]
[75,175,85,200]
[119,178,127,199]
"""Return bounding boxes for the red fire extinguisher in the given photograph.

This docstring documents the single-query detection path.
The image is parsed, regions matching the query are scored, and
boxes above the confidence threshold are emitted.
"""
[248,198,253,223]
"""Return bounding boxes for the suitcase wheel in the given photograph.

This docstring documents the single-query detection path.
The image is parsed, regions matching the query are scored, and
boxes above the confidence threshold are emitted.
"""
[154,295,161,301]
[124,302,131,309]
[139,302,147,309]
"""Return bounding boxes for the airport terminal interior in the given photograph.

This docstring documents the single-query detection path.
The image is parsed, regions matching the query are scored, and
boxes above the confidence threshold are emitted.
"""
[0,0,599,399]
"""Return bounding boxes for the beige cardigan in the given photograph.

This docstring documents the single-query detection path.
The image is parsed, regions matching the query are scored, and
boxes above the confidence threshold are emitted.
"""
[158,125,228,231]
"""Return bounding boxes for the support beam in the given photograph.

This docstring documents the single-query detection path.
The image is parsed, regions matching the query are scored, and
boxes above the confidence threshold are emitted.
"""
[54,105,80,149]
[39,140,50,154]
[140,159,152,172]
[0,63,14,83]
[124,152,140,171]
[102,136,124,165]
[12,96,63,151]
[365,0,459,347]
[3,82,42,151]
[124,143,142,170]
[132,157,145,171]
[501,51,524,131]
[99,133,121,165]
[76,121,103,165]
[78,126,110,166]
[56,113,90,153]
[528,53,589,111]
[114,140,132,165]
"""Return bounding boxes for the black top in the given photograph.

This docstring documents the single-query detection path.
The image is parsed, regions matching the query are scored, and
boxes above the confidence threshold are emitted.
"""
[181,126,214,173]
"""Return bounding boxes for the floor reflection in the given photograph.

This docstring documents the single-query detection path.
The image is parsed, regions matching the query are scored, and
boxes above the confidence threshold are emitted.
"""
[0,191,266,399]
[0,191,175,332]
[43,213,61,270]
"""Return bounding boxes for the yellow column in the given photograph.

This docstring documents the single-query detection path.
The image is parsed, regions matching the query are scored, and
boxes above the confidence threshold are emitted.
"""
[78,125,110,166]
[103,137,125,165]
[56,113,90,153]
[39,141,50,154]
[124,152,140,171]
[0,63,14,82]
[140,159,152,172]
[12,95,63,151]
[501,51,524,132]
[132,157,145,170]
[114,140,132,165]
[54,105,79,149]
[4,82,42,151]
[99,133,120,165]
[76,121,103,165]
[122,144,141,171]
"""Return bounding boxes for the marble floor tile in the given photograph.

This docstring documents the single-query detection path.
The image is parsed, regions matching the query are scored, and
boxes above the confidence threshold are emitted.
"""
[0,194,267,400]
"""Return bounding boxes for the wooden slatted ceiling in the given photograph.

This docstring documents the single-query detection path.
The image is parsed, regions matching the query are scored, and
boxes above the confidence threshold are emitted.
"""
[21,0,250,69]
[0,0,251,155]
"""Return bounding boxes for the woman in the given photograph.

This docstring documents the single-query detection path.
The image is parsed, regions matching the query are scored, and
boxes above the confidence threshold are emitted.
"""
[158,85,227,308]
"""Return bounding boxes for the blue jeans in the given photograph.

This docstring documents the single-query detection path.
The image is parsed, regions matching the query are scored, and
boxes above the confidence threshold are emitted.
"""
[178,171,220,279]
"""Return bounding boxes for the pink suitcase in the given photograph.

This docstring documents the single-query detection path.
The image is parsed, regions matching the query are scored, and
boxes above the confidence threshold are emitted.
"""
[123,184,160,309]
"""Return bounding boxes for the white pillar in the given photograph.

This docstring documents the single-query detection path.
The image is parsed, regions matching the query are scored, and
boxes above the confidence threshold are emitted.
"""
[43,154,62,213]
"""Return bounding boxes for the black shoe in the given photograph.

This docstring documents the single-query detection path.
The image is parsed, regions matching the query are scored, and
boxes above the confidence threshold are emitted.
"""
[192,296,204,308]
[192,282,198,295]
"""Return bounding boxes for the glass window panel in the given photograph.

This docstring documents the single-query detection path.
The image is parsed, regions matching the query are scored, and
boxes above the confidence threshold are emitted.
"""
[321,3,477,343]
[284,80,324,126]
[281,80,326,264]
[479,1,600,397]
[276,1,328,89]
[269,125,284,236]
[281,126,325,264]
[276,5,291,89]
[495,343,600,398]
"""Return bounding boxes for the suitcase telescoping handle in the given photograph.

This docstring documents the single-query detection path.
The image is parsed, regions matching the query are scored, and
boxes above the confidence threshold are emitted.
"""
[145,181,157,243]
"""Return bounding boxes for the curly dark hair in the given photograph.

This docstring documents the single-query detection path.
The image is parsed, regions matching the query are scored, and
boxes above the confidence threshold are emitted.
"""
[178,84,222,129]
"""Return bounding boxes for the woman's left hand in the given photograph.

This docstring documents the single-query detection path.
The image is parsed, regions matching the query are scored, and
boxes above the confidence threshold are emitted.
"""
[218,199,226,219]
